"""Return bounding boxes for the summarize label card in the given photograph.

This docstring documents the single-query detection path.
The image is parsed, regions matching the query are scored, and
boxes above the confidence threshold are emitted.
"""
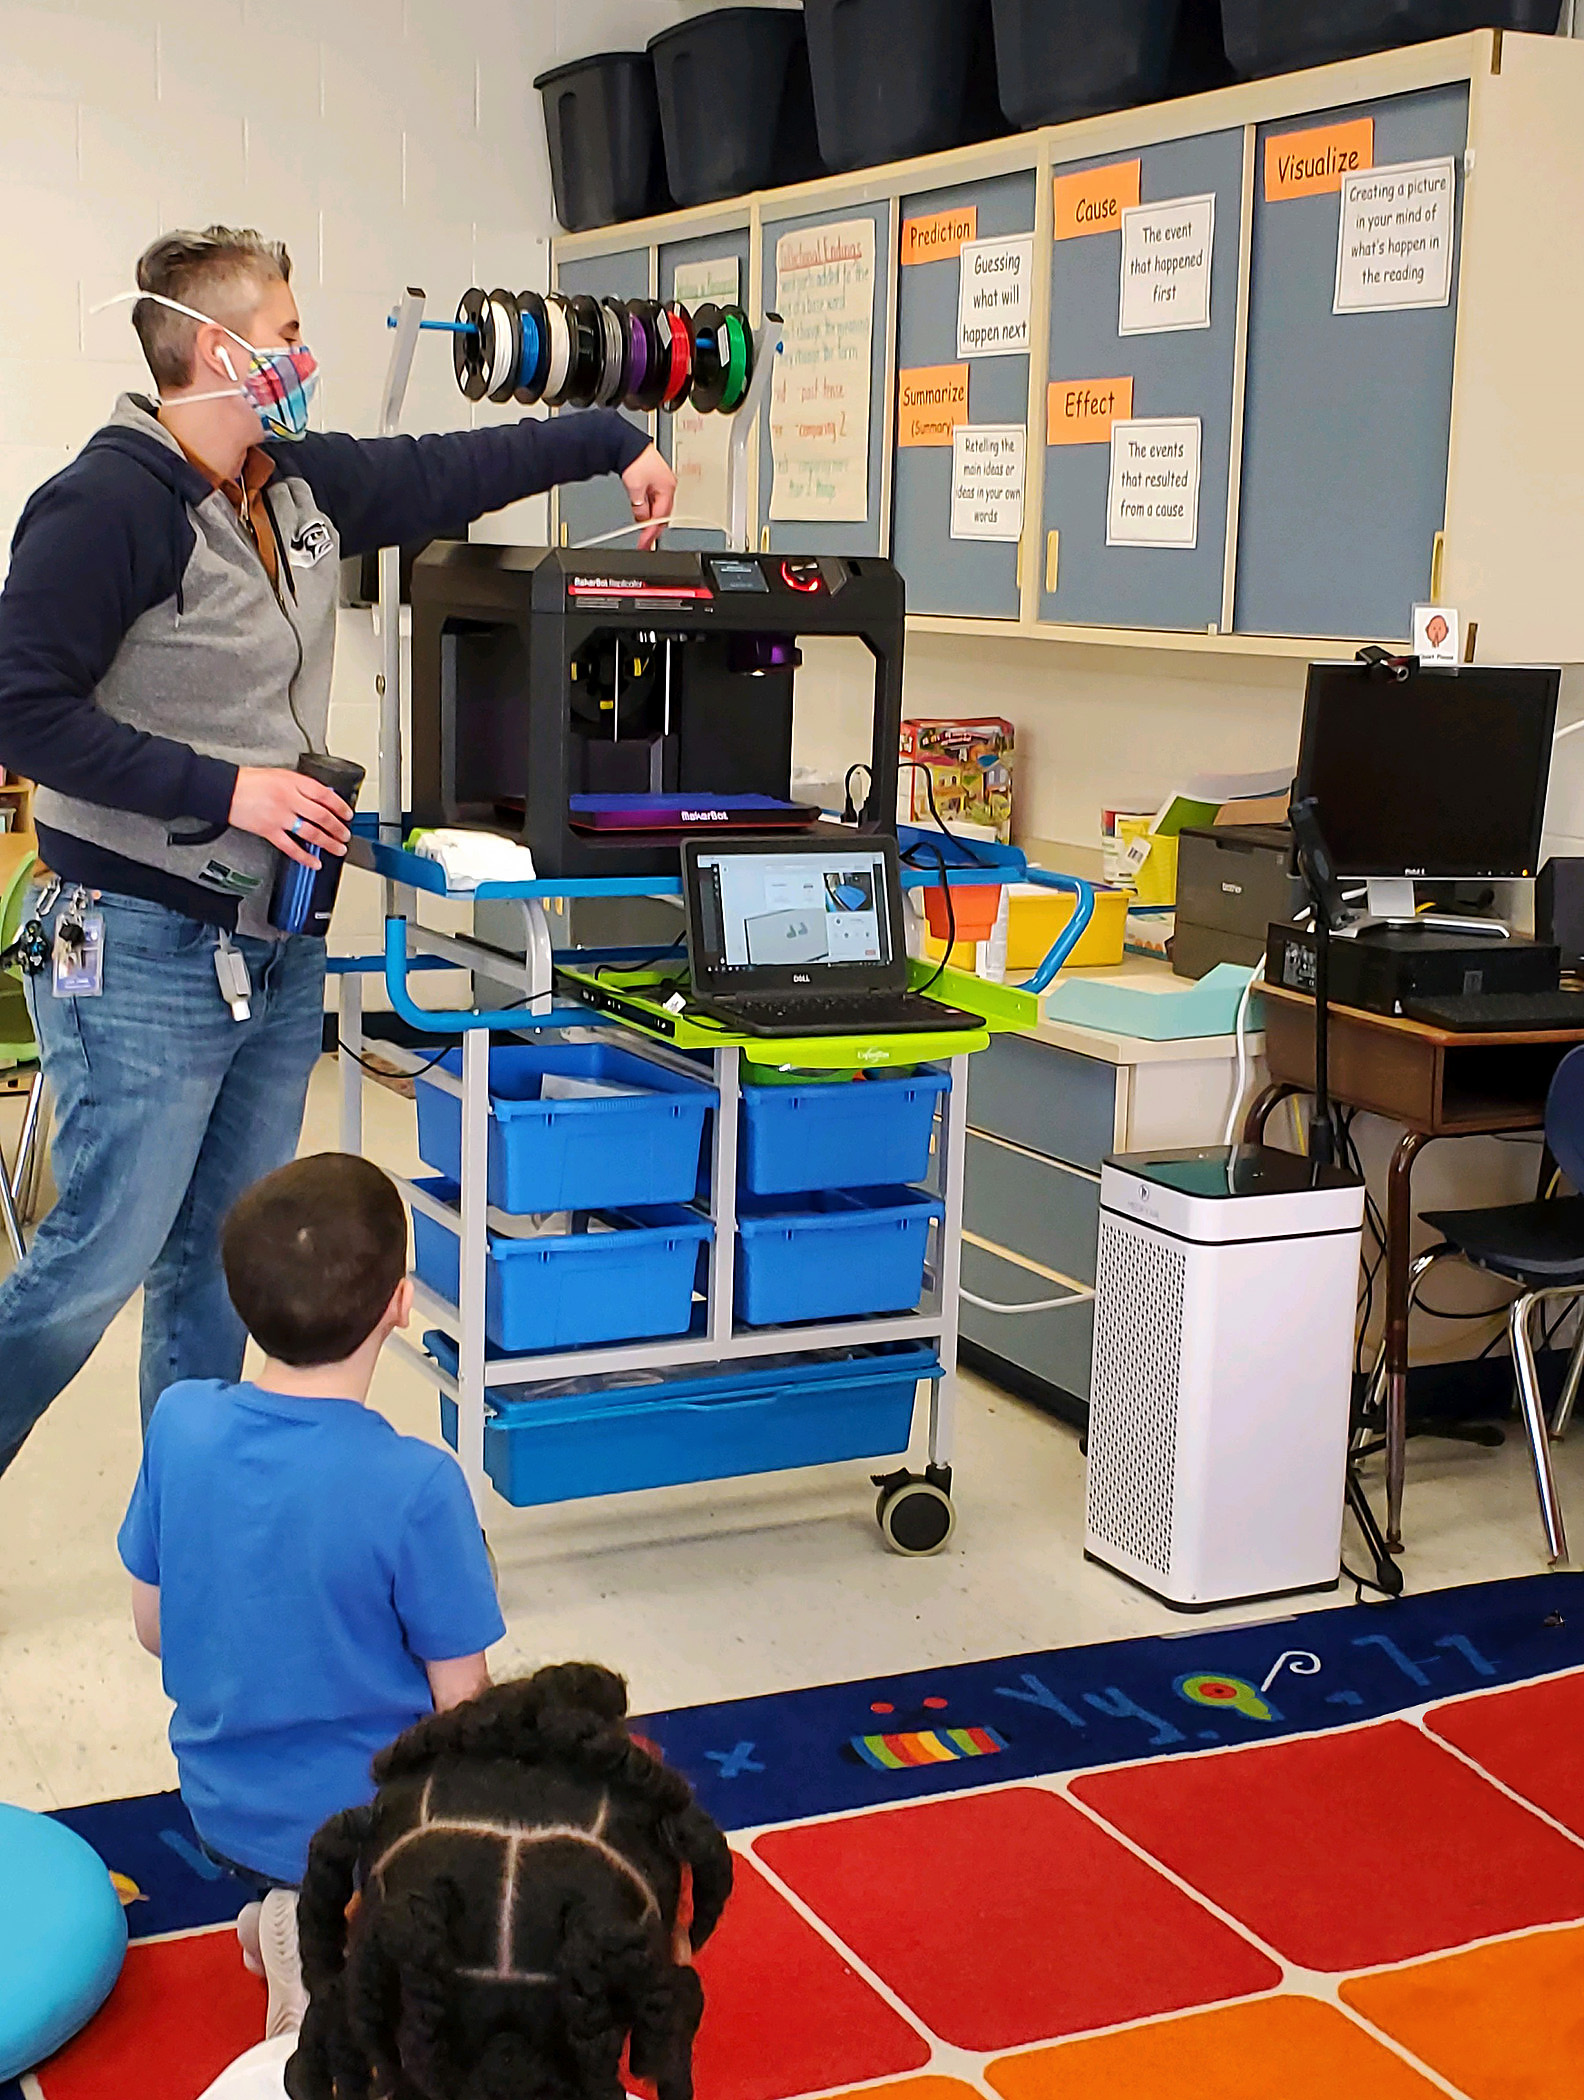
[898,363,970,446]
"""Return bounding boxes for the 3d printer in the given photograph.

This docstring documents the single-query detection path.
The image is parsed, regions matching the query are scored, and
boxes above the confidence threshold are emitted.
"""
[408,542,905,878]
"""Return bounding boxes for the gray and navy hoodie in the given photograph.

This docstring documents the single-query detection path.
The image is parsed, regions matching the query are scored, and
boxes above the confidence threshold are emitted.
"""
[0,394,647,935]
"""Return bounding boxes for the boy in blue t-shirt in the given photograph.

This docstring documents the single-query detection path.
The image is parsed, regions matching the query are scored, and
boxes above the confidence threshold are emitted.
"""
[118,1151,504,2036]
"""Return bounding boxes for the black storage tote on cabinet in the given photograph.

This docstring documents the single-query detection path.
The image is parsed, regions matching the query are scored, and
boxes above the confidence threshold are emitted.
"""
[802,0,1003,174]
[991,0,1234,127]
[534,51,670,232]
[648,8,823,207]
[1220,0,1562,78]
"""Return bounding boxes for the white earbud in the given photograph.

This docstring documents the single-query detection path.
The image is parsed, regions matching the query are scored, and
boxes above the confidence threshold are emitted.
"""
[217,346,240,384]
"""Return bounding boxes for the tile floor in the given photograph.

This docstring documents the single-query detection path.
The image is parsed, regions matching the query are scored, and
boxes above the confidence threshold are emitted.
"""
[2,1054,1581,1813]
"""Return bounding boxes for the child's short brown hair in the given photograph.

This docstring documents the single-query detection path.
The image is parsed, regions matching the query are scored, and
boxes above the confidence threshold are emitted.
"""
[222,1153,407,1368]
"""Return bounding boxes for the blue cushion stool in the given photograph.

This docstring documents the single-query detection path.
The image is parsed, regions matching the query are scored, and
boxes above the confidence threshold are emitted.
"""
[0,1801,128,2080]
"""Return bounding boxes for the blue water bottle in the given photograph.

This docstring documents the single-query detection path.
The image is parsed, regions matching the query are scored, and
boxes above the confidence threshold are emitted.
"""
[268,752,366,937]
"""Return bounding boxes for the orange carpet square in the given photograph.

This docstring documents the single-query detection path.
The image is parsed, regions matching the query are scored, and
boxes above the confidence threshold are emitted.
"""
[34,1928,265,2100]
[984,1995,1449,2099]
[1427,1670,1584,1837]
[754,1787,1279,2053]
[1341,1922,1584,2099]
[817,2085,981,2100]
[1072,1720,1584,1971]
[688,1853,930,2100]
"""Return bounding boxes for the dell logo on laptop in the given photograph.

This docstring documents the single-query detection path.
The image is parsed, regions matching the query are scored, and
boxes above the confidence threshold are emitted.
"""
[792,972,811,983]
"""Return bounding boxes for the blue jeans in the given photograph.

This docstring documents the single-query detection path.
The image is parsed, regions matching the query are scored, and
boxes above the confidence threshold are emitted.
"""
[0,892,326,1474]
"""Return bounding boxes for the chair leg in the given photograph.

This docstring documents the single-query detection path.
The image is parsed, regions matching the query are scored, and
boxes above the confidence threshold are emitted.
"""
[1510,1292,1570,1565]
[1553,1318,1584,1440]
[10,1069,44,1223]
[0,1136,22,1262]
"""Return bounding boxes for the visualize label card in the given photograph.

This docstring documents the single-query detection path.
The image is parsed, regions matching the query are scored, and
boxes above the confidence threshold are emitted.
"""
[1334,157,1456,314]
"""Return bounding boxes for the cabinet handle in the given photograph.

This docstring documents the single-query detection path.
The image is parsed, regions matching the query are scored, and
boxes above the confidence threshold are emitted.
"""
[1046,530,1060,595]
[1430,530,1446,601]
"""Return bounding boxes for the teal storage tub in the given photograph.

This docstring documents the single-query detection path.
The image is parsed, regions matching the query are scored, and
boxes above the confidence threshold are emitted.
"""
[734,1185,945,1326]
[410,1177,711,1354]
[414,1043,715,1215]
[739,1067,949,1195]
[429,1333,940,1506]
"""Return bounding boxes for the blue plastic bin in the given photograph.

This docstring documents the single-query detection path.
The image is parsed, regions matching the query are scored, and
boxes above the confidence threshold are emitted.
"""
[429,1332,940,1506]
[410,1178,711,1354]
[739,1068,949,1195]
[734,1186,944,1327]
[414,1044,715,1215]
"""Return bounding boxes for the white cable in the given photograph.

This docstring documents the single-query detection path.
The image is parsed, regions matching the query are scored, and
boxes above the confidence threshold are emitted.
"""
[961,1287,1079,1315]
[1222,958,1267,1149]
[1555,718,1584,741]
[569,516,726,547]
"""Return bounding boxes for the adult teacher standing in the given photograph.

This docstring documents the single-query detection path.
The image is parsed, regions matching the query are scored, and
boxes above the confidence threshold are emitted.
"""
[0,226,674,1476]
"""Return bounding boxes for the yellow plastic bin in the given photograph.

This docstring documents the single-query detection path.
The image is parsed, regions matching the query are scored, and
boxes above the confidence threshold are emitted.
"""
[1007,883,1128,969]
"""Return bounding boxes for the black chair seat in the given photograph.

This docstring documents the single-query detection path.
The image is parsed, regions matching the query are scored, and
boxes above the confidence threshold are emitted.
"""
[1421,1196,1584,1285]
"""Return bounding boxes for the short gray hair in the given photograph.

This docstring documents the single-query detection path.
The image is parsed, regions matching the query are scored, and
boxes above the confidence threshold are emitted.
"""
[133,225,292,387]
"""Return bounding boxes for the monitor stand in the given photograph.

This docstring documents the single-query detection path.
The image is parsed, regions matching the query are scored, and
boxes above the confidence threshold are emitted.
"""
[1334,877,1511,941]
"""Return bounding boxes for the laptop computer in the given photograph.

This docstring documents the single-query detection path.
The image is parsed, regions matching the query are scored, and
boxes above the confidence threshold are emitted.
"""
[681,833,983,1037]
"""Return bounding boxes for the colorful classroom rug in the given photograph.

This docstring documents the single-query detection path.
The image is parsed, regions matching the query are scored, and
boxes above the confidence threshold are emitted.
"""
[9,1572,1584,2100]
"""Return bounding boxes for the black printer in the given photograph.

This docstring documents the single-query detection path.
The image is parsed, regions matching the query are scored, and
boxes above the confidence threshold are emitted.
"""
[1172,825,1304,979]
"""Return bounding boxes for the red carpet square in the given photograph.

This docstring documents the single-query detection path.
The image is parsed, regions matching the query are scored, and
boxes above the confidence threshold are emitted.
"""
[754,1787,1278,2051]
[986,1995,1448,2099]
[34,1927,265,2100]
[1073,1720,1584,1971]
[1427,1670,1584,1837]
[689,1852,929,2100]
[1341,1921,1584,2098]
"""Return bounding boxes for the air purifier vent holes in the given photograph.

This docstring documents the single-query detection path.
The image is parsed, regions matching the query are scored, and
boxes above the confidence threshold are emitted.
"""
[1087,1216,1183,1576]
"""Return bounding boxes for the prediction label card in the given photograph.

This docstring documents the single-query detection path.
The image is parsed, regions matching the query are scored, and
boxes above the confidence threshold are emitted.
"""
[957,235,1034,358]
[1334,157,1456,313]
[1107,417,1203,549]
[1119,194,1215,335]
[901,205,978,265]
[950,424,1026,543]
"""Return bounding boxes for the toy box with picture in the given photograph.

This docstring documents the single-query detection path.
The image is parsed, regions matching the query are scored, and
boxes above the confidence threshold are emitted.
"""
[900,719,1014,844]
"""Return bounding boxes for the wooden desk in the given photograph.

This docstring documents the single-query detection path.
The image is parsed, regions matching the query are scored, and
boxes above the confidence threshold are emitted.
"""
[1245,982,1584,1552]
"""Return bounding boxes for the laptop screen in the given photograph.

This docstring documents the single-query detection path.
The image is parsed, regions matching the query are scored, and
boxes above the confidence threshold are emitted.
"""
[687,840,905,993]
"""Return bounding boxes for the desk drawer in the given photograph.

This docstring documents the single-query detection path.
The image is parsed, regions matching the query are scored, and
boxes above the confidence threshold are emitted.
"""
[966,1033,1117,1169]
[965,1129,1099,1286]
[961,1241,1095,1404]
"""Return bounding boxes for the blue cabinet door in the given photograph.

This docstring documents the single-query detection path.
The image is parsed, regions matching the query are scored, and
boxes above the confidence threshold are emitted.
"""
[555,247,653,553]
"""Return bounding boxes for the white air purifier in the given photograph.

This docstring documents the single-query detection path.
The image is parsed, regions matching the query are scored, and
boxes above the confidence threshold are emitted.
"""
[1085,1146,1365,1611]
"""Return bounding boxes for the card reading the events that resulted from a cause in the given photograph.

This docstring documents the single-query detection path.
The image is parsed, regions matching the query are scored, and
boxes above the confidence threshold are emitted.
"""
[1107,417,1203,550]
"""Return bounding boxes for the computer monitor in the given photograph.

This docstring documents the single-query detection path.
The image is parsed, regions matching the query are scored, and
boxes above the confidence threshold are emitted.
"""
[1294,661,1560,911]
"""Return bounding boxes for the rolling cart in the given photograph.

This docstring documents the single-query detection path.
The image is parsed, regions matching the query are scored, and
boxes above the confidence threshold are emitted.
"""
[334,826,1091,1552]
[334,286,1093,1550]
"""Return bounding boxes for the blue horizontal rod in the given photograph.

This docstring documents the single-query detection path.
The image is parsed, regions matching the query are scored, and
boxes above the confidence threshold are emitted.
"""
[386,314,478,333]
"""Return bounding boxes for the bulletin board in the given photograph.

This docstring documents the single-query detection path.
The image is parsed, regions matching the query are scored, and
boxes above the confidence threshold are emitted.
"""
[1233,84,1469,641]
[758,198,893,557]
[1040,128,1246,633]
[892,170,1037,620]
[553,246,652,553]
[658,224,753,550]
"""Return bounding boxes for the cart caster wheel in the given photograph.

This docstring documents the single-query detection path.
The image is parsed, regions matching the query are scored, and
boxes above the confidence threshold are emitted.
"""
[873,1467,956,1557]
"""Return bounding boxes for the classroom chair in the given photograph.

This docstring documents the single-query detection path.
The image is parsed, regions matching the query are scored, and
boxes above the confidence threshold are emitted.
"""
[0,849,46,1264]
[1388,1044,1584,1566]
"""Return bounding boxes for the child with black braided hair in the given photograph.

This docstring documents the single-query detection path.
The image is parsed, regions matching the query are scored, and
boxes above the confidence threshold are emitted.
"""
[194,1661,734,2100]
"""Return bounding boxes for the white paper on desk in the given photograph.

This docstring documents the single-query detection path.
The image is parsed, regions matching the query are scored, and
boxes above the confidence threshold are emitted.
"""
[770,217,874,523]
[670,256,739,531]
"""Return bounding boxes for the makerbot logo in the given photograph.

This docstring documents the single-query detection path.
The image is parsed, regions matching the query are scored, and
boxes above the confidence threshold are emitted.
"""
[683,808,730,823]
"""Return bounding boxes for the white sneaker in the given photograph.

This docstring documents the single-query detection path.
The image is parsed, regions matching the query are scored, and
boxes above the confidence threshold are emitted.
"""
[259,1888,309,2039]
[236,1900,264,1978]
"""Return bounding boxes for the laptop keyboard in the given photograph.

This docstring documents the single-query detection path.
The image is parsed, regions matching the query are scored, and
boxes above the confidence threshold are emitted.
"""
[711,992,978,1032]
